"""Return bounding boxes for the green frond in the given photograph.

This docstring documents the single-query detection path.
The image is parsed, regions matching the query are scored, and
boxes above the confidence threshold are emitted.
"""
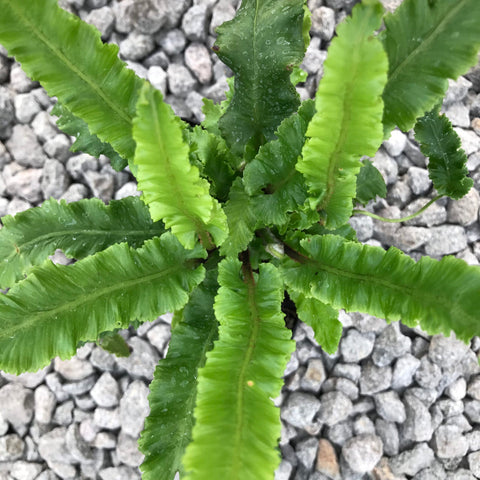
[201,76,235,138]
[215,0,306,155]
[414,105,473,200]
[0,197,164,289]
[187,126,237,202]
[288,290,342,355]
[297,0,388,229]
[220,179,257,258]
[140,271,218,480]
[282,235,480,343]
[355,159,387,206]
[98,332,131,358]
[182,260,294,480]
[0,0,144,162]
[0,234,206,374]
[52,103,127,171]
[244,100,315,226]
[132,83,228,249]
[381,0,480,134]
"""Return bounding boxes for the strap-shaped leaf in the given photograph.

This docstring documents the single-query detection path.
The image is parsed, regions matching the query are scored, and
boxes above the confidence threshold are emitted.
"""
[0,0,144,162]
[414,106,473,200]
[140,271,218,480]
[183,260,294,480]
[220,179,257,258]
[0,233,206,374]
[297,0,388,229]
[215,0,306,155]
[355,159,387,206]
[381,0,480,134]
[288,290,342,355]
[244,100,315,226]
[0,196,164,289]
[52,103,127,171]
[281,235,480,342]
[132,83,228,249]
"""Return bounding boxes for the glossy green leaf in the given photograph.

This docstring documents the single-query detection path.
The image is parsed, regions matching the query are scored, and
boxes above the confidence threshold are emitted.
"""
[414,106,473,200]
[0,0,144,162]
[381,0,480,134]
[215,0,306,155]
[140,271,218,480]
[297,0,388,228]
[289,290,342,355]
[355,159,387,206]
[52,103,127,171]
[98,332,131,358]
[0,234,206,374]
[282,235,480,343]
[0,196,164,289]
[132,83,228,249]
[244,100,315,226]
[183,260,294,480]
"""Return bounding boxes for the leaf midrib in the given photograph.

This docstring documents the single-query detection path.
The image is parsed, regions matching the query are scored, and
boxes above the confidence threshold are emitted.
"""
[1,263,180,338]
[9,1,132,127]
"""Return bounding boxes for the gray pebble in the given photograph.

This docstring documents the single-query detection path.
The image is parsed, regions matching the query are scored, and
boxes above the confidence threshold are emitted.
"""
[374,391,406,423]
[93,407,121,431]
[120,32,155,61]
[447,189,480,226]
[7,197,32,216]
[147,65,167,95]
[66,423,94,464]
[455,127,480,156]
[468,451,480,478]
[10,64,37,93]
[296,437,318,470]
[146,323,171,353]
[0,55,9,84]
[41,159,70,199]
[43,134,71,163]
[389,442,435,476]
[352,415,375,436]
[407,166,432,195]
[185,90,206,123]
[318,391,353,426]
[443,102,471,128]
[60,183,89,203]
[372,149,398,185]
[185,43,212,84]
[331,364,361,383]
[372,322,411,367]
[54,357,94,382]
[4,166,43,203]
[464,399,480,423]
[375,419,399,456]
[322,377,359,401]
[446,377,467,401]
[13,92,41,124]
[281,392,321,430]
[434,425,469,459]
[383,130,407,157]
[35,385,57,425]
[415,357,442,389]
[119,380,149,437]
[6,125,46,168]
[52,400,74,426]
[158,29,186,55]
[90,373,120,408]
[83,170,114,202]
[424,225,468,256]
[301,358,326,393]
[359,362,392,395]
[404,197,447,227]
[429,334,470,369]
[38,427,76,466]
[85,7,115,39]
[164,0,191,29]
[301,46,327,76]
[444,78,472,106]
[348,215,373,242]
[116,337,159,380]
[115,431,144,467]
[311,7,335,41]
[98,466,141,480]
[167,63,197,98]
[93,431,117,450]
[341,434,383,474]
[401,393,433,442]
[0,384,34,428]
[210,0,236,35]
[394,225,431,252]
[31,111,58,144]
[0,434,25,462]
[340,329,375,363]
[10,460,43,480]
[66,153,98,181]
[182,5,209,42]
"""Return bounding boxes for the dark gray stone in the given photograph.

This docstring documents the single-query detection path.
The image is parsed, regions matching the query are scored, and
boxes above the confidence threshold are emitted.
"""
[83,170,114,202]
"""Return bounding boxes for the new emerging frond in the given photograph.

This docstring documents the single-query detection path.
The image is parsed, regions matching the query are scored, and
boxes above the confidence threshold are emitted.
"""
[297,0,388,229]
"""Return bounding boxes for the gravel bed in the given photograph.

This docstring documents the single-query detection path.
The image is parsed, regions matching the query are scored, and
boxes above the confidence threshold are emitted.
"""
[1,0,480,479]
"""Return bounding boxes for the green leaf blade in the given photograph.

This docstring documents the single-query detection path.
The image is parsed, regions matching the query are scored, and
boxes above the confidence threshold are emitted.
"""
[132,83,228,249]
[355,159,387,206]
[0,234,206,374]
[140,272,218,480]
[282,235,480,343]
[382,0,480,134]
[0,197,164,289]
[0,0,144,162]
[297,0,388,229]
[215,0,306,155]
[183,260,294,480]
[414,106,473,200]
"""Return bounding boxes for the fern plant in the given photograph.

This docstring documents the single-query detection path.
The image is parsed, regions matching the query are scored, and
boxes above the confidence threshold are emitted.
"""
[0,0,480,478]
